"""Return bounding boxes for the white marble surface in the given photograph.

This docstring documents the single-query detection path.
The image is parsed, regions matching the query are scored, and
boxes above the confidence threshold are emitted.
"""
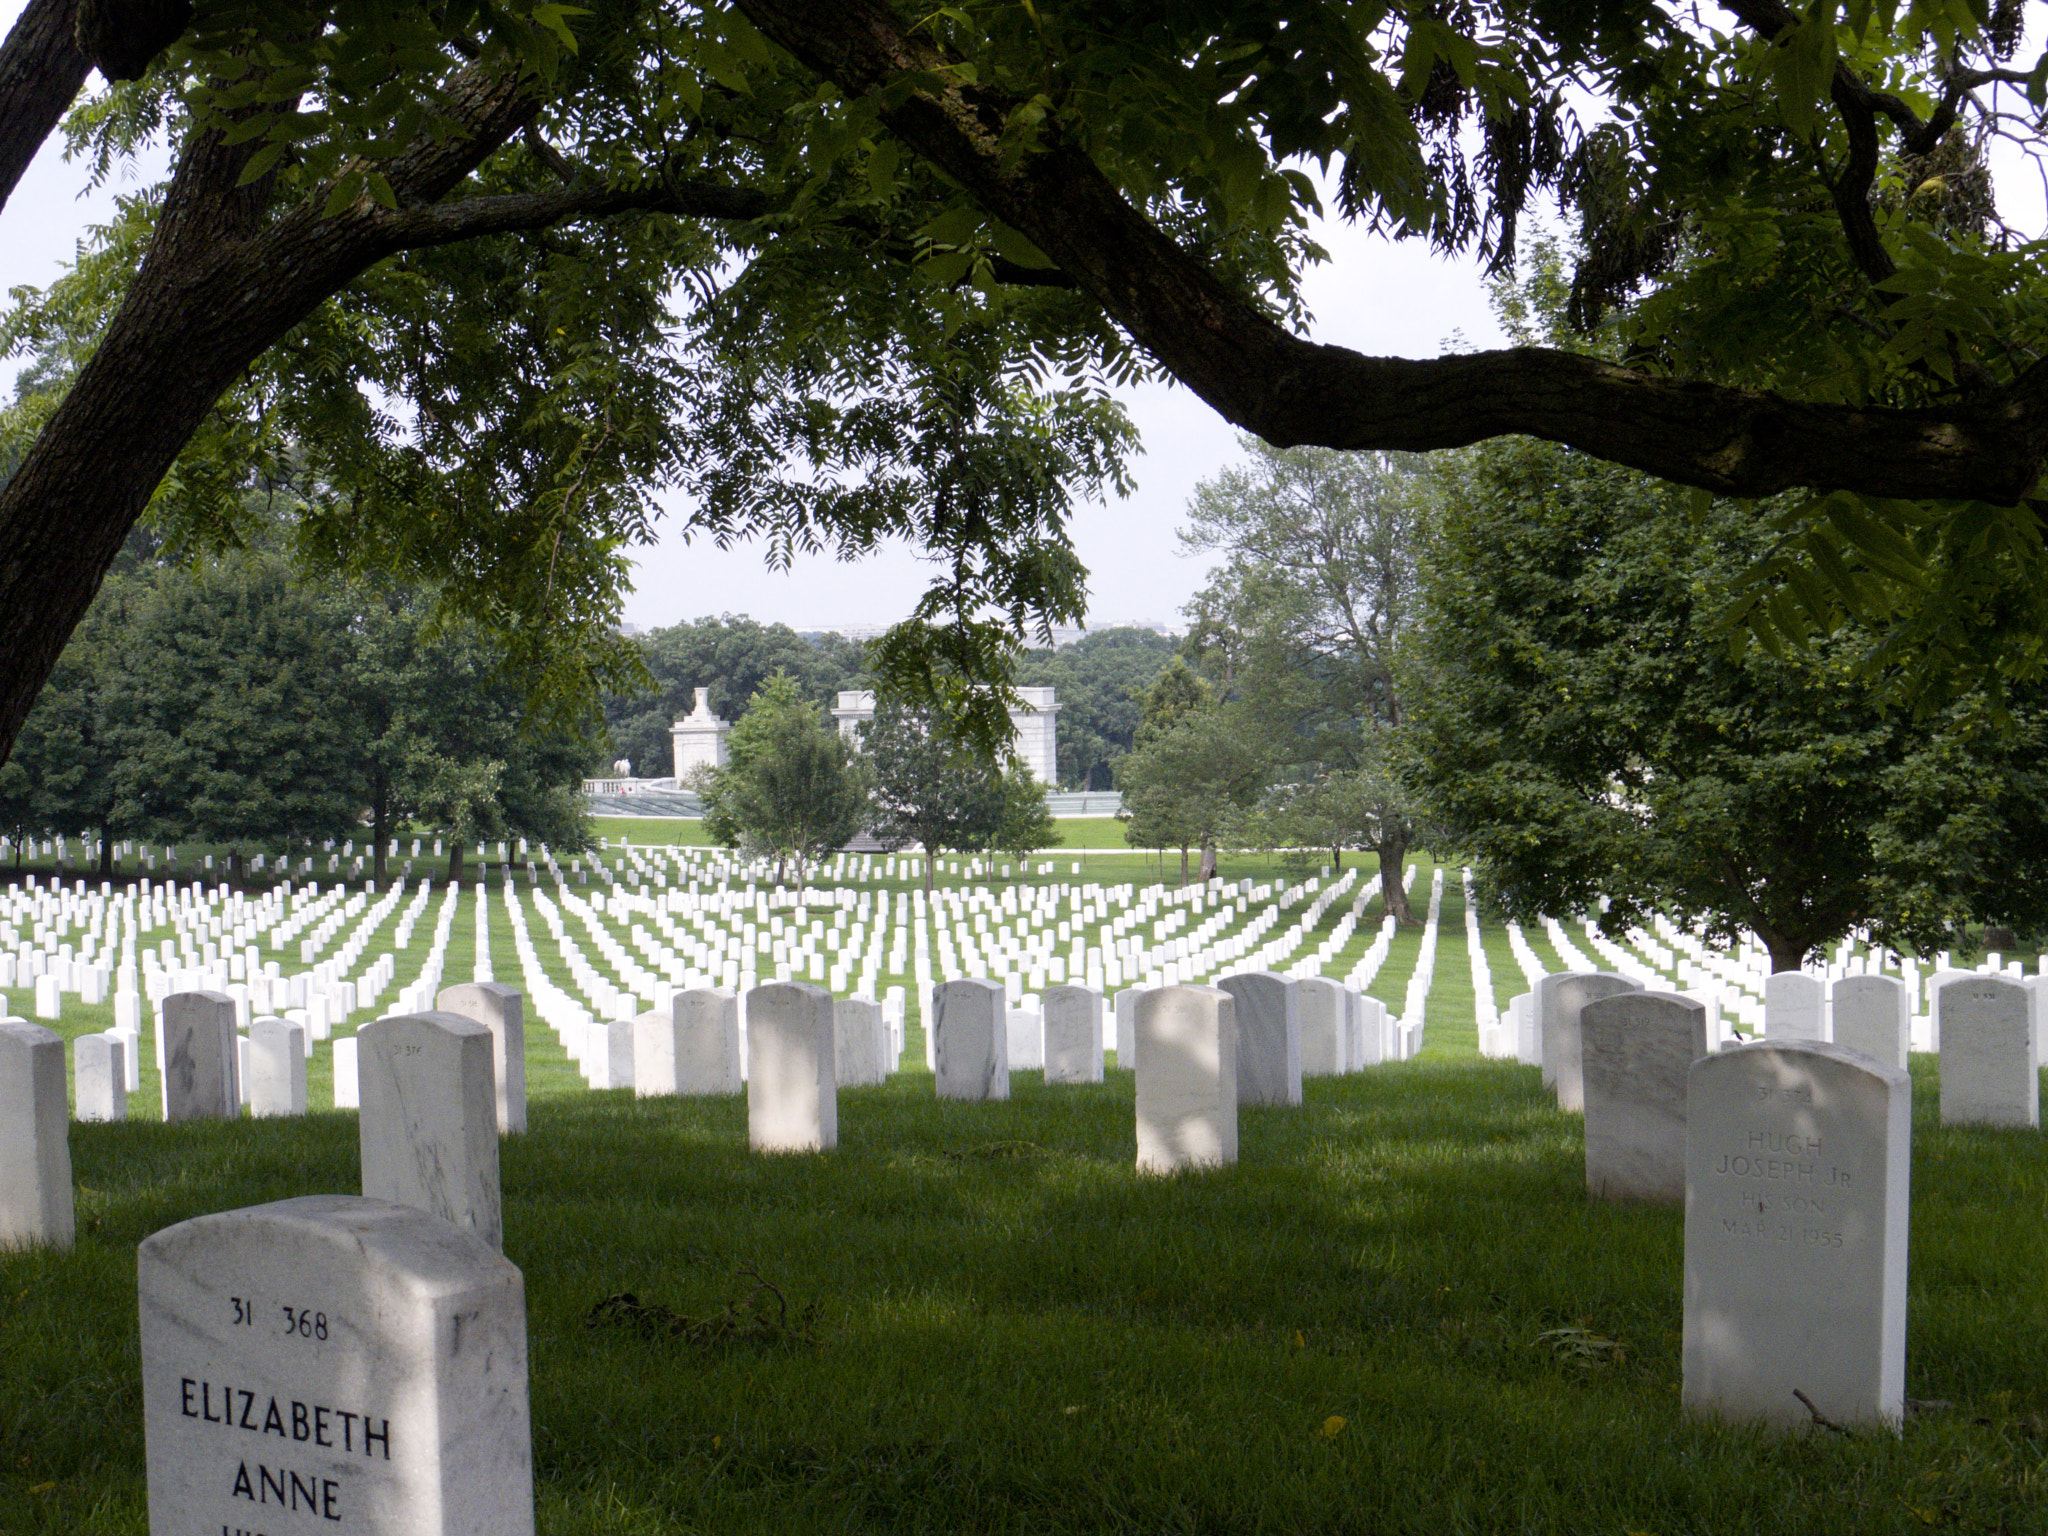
[163,991,238,1122]
[1112,987,1144,1072]
[248,1018,307,1118]
[641,988,741,1097]
[1939,976,2038,1128]
[1682,1040,1910,1431]
[436,982,527,1134]
[1042,985,1104,1084]
[1539,972,1641,1112]
[0,1020,73,1249]
[1580,991,1707,1203]
[357,1014,503,1250]
[1135,986,1238,1173]
[75,1031,127,1123]
[834,997,887,1087]
[932,979,1008,1101]
[1832,975,1909,1070]
[1296,978,1346,1077]
[1764,972,1825,1043]
[1217,971,1300,1107]
[1006,1006,1045,1072]
[139,1194,533,1536]
[747,983,837,1152]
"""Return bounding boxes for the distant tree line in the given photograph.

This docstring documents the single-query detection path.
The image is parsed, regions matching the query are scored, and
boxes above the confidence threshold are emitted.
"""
[0,531,600,884]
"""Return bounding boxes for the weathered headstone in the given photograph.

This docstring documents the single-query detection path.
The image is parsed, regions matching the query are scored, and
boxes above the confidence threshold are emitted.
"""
[248,1018,308,1119]
[1,1020,74,1249]
[1538,972,1641,1112]
[1510,991,1537,1065]
[746,982,837,1152]
[332,1036,360,1110]
[1217,971,1301,1107]
[1938,976,2038,1128]
[635,989,741,1097]
[163,991,239,1123]
[1356,993,1387,1067]
[601,1019,635,1091]
[834,996,887,1087]
[1042,985,1104,1084]
[1764,971,1826,1043]
[1682,1040,1910,1431]
[435,982,526,1134]
[1297,977,1347,1077]
[1112,987,1142,1071]
[1580,991,1708,1203]
[1006,1006,1045,1071]
[1135,986,1238,1173]
[138,1195,534,1536]
[357,1013,503,1250]
[1831,975,1909,1071]
[932,979,1008,1101]
[75,1031,128,1123]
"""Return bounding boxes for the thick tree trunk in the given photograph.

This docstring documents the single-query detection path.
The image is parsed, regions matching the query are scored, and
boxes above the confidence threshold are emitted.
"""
[1198,839,1217,883]
[1377,835,1416,925]
[372,789,388,886]
[449,840,467,883]
[97,817,112,877]
[0,0,87,217]
[1761,933,1811,973]
[1178,845,1189,887]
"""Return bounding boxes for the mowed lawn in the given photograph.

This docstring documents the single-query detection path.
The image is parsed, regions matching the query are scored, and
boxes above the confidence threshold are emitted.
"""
[5,1054,2046,1534]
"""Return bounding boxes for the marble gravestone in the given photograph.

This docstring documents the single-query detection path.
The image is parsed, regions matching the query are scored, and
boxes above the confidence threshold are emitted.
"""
[435,982,526,1134]
[601,1019,635,1091]
[1134,986,1238,1173]
[248,1018,308,1119]
[1,1020,74,1250]
[1042,985,1104,1085]
[1112,987,1143,1072]
[75,1031,128,1123]
[1006,1006,1045,1072]
[332,1037,360,1111]
[932,979,1009,1101]
[1939,976,2038,1128]
[1217,971,1301,1107]
[357,1014,504,1251]
[1538,972,1641,1113]
[1356,993,1387,1068]
[163,991,239,1123]
[747,983,837,1152]
[1831,975,1909,1071]
[1765,972,1826,1043]
[1682,1041,1910,1432]
[1296,978,1347,1077]
[139,1195,533,1536]
[635,989,741,1097]
[834,997,888,1087]
[1579,991,1708,1203]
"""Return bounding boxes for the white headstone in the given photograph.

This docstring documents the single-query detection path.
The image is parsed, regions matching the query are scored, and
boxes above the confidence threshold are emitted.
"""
[248,1018,308,1118]
[1682,1040,1910,1431]
[76,1031,128,1123]
[746,983,837,1152]
[138,1195,534,1536]
[636,989,741,1096]
[1005,1005,1044,1071]
[333,1036,360,1110]
[1,1020,74,1249]
[1042,985,1104,1084]
[1135,986,1237,1174]
[1538,972,1641,1113]
[1580,991,1708,1203]
[601,1019,635,1091]
[357,1014,503,1251]
[1831,975,1909,1071]
[1938,976,2038,1128]
[1217,971,1301,1107]
[1764,972,1826,1042]
[1112,987,1142,1071]
[1355,993,1387,1067]
[932,979,1008,1101]
[1296,978,1346,1077]
[435,982,526,1134]
[834,997,887,1087]
[163,991,239,1122]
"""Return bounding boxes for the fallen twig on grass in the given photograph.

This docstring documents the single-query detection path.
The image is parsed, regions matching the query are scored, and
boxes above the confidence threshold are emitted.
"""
[587,1268,820,1353]
[1793,1389,1850,1435]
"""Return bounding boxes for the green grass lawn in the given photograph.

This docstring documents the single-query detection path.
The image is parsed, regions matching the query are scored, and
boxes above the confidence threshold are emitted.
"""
[6,1048,2046,1535]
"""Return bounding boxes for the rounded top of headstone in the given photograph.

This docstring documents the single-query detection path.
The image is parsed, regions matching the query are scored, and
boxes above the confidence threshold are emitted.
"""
[1582,989,1706,1025]
[0,1018,61,1049]
[364,1010,493,1042]
[138,1195,520,1295]
[749,980,833,1003]
[1691,1035,1911,1089]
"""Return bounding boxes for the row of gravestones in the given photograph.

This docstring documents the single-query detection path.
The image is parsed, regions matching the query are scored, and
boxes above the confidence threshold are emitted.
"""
[1534,969,2041,1430]
[7,970,2035,1533]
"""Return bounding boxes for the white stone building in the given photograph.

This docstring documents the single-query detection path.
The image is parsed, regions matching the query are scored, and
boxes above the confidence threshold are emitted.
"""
[831,688,1060,783]
[670,688,732,780]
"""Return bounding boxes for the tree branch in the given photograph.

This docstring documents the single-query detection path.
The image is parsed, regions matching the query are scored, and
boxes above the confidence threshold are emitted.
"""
[373,176,775,249]
[733,0,2048,503]
[0,0,88,217]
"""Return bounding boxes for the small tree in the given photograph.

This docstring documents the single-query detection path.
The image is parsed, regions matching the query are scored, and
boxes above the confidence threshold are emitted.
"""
[702,674,867,883]
[1118,706,1269,886]
[864,699,1007,893]
[994,767,1059,873]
